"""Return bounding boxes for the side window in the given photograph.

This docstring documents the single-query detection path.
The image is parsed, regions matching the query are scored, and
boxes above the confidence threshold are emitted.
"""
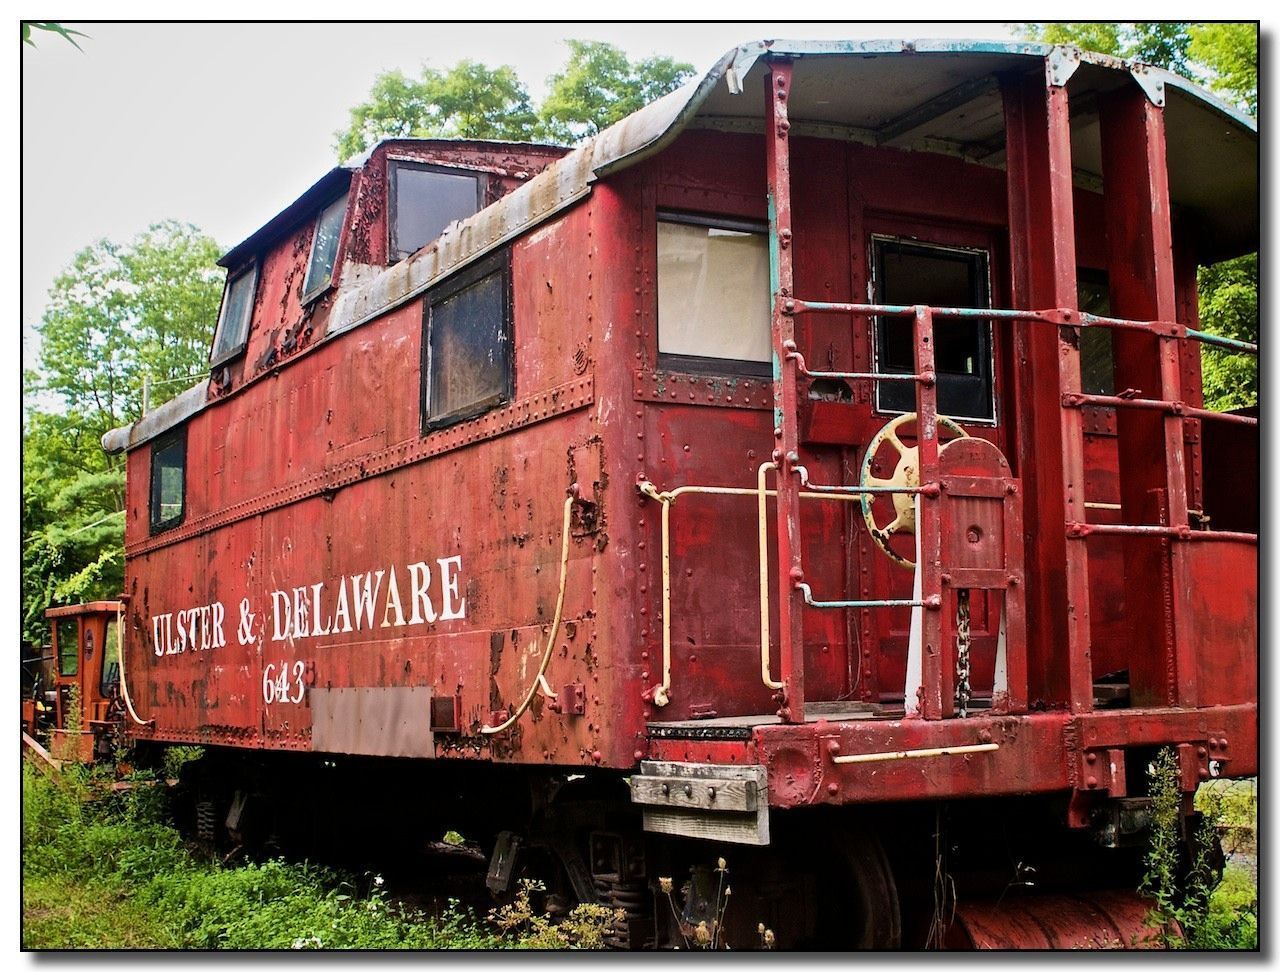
[872,238,995,422]
[389,160,485,263]
[56,620,78,676]
[656,213,771,375]
[101,620,120,696]
[301,195,348,302]
[210,262,258,366]
[1077,269,1115,396]
[422,251,512,430]
[150,427,187,534]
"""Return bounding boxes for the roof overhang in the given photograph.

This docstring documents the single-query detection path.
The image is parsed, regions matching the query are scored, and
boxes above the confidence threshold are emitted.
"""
[326,40,1255,334]
[604,39,1255,261]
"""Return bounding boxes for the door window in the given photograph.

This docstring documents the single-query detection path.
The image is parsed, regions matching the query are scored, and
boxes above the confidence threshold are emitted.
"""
[872,238,995,422]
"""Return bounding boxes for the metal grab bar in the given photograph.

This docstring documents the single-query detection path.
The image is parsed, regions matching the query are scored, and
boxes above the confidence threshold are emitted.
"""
[797,582,937,611]
[639,467,911,708]
[1062,392,1258,426]
[780,299,1258,355]
[1067,522,1258,543]
[116,602,154,728]
[829,742,1000,765]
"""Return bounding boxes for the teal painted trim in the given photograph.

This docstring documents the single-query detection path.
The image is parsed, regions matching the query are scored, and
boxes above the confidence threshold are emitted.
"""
[1185,327,1259,354]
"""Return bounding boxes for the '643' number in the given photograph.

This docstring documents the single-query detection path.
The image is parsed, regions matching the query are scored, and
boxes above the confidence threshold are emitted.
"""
[262,661,306,704]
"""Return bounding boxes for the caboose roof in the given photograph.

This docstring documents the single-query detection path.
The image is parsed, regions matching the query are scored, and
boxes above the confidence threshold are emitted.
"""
[325,39,1256,339]
[104,39,1257,456]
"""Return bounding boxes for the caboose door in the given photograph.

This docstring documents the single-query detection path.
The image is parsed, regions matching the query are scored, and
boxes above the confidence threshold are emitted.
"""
[853,218,1010,708]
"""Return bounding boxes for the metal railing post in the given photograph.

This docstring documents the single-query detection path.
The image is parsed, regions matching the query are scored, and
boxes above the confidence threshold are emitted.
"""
[912,306,947,719]
[764,58,805,723]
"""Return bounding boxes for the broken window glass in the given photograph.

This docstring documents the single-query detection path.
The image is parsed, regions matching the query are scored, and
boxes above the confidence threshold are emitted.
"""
[57,620,77,677]
[211,264,257,364]
[423,252,511,428]
[1077,269,1116,396]
[873,238,994,421]
[302,195,347,301]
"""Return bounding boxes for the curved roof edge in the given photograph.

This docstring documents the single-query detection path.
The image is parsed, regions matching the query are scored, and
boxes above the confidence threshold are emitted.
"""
[103,378,210,454]
[325,38,1255,338]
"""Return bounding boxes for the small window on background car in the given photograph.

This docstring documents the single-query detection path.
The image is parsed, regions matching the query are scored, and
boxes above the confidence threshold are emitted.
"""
[656,214,772,375]
[101,620,120,696]
[57,620,78,676]
[150,427,187,534]
[422,251,512,430]
[302,195,348,302]
[210,263,257,365]
[390,160,485,263]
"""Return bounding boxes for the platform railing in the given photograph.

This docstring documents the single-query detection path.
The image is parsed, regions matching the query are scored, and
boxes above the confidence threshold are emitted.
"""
[770,297,1257,719]
[762,55,1256,724]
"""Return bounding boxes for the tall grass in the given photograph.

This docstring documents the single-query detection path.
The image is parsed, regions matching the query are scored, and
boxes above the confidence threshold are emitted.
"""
[22,762,499,949]
[1141,750,1257,950]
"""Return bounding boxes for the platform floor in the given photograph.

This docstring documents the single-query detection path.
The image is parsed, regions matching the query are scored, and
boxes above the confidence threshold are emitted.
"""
[644,698,1019,734]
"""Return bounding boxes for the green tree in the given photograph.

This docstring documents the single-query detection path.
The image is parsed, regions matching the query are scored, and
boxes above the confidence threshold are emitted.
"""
[1189,23,1258,114]
[22,222,223,646]
[538,40,693,143]
[335,61,539,160]
[1014,22,1257,409]
[334,41,694,158]
[1196,254,1258,411]
[1016,22,1192,73]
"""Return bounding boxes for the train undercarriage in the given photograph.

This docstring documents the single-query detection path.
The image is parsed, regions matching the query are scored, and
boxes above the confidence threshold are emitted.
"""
[152,736,1216,950]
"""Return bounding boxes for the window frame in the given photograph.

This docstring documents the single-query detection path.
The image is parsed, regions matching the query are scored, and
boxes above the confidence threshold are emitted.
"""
[209,261,259,368]
[100,618,120,696]
[420,250,514,433]
[655,210,773,379]
[301,194,349,304]
[56,619,78,677]
[388,158,487,264]
[869,235,997,425]
[149,426,188,535]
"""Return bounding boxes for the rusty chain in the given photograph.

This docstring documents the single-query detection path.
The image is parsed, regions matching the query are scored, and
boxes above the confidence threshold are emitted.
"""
[955,589,971,718]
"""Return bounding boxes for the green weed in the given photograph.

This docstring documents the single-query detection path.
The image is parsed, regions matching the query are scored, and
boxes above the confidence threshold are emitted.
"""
[22,762,502,949]
[489,879,623,949]
[1141,749,1257,950]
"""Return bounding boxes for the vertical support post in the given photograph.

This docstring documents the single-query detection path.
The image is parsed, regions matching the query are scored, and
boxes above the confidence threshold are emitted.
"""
[764,59,805,723]
[1001,65,1094,713]
[1099,85,1195,708]
[913,307,949,720]
[1174,239,1205,514]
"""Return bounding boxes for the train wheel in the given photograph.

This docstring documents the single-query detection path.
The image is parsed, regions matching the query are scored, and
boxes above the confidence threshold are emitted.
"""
[658,823,901,949]
[809,828,902,948]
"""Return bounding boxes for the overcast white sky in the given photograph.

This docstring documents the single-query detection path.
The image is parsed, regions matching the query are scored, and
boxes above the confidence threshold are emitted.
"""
[20,20,1032,364]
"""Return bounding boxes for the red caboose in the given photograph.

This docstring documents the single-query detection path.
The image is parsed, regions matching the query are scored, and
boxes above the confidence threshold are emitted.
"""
[101,40,1257,948]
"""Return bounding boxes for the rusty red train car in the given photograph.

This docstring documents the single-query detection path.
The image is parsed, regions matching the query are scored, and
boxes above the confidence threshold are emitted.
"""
[100,40,1258,948]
